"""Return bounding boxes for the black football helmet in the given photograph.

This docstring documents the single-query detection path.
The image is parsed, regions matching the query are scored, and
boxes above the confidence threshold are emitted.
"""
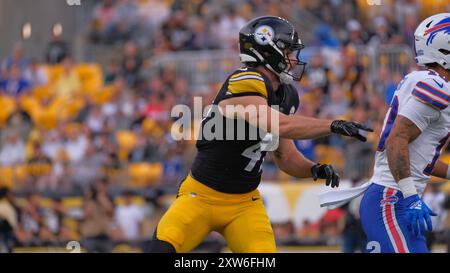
[239,16,307,84]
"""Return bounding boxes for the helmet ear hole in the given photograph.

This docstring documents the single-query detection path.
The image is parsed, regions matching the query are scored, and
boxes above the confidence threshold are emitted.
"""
[439,48,450,55]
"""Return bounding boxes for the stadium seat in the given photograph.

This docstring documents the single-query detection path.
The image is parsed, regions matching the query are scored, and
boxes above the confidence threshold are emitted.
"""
[116,130,139,161]
[33,104,59,130]
[27,162,52,177]
[114,196,145,206]
[45,65,64,85]
[90,85,115,105]
[0,166,14,189]
[32,85,53,101]
[13,164,29,184]
[19,95,40,118]
[0,95,17,126]
[128,162,163,187]
[314,145,346,170]
[76,64,103,94]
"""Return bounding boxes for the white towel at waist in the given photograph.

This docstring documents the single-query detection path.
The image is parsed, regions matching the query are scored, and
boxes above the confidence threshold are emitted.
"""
[318,181,372,209]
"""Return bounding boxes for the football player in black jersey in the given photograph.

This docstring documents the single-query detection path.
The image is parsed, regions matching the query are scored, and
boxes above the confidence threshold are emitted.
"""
[149,16,372,253]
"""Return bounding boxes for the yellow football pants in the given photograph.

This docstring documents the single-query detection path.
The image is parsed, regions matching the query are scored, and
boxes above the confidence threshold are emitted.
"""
[155,175,276,253]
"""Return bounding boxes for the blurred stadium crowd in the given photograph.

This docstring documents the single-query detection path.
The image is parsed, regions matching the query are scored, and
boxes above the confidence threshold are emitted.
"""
[1,0,450,252]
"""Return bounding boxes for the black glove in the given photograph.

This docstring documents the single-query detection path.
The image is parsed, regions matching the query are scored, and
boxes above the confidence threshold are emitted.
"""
[311,163,340,188]
[330,120,373,142]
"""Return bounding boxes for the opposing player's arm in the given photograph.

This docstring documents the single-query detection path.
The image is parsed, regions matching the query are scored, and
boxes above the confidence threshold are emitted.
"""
[218,95,371,140]
[219,95,332,139]
[272,138,315,178]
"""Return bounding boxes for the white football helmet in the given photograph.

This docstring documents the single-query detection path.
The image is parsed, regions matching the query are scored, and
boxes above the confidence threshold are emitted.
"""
[414,13,450,70]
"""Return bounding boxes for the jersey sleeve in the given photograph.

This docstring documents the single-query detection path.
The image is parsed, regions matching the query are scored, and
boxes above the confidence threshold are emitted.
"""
[411,77,450,110]
[226,71,268,98]
[398,95,441,132]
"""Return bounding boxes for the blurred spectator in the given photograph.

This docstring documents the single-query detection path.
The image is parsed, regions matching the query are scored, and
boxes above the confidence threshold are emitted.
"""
[368,16,394,47]
[0,65,31,96]
[376,66,394,97]
[423,182,447,251]
[319,84,348,119]
[216,6,246,49]
[114,190,144,243]
[340,183,366,253]
[162,146,184,186]
[313,23,340,48]
[80,179,114,253]
[27,143,53,191]
[104,58,121,85]
[45,198,66,236]
[186,16,210,50]
[384,72,403,105]
[86,105,106,134]
[121,41,143,86]
[64,129,88,165]
[443,193,450,253]
[45,34,70,65]
[307,53,330,94]
[53,57,81,99]
[42,131,64,161]
[115,0,140,41]
[141,190,167,252]
[24,59,48,87]
[137,0,170,35]
[273,221,296,244]
[161,9,191,51]
[343,107,373,180]
[319,207,345,244]
[1,43,29,72]
[145,92,169,122]
[344,19,368,47]
[402,12,419,49]
[128,133,161,163]
[173,78,190,106]
[0,187,17,253]
[21,192,45,238]
[0,133,26,166]
[297,219,320,240]
[90,0,120,44]
[72,142,106,189]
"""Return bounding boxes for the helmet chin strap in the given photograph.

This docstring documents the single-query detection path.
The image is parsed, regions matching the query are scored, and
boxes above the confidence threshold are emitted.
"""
[249,47,293,84]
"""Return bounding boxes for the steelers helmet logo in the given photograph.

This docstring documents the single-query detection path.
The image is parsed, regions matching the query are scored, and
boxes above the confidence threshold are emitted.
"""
[254,25,275,45]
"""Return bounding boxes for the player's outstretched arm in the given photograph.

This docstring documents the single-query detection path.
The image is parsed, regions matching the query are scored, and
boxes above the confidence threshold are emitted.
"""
[273,138,339,187]
[218,95,372,141]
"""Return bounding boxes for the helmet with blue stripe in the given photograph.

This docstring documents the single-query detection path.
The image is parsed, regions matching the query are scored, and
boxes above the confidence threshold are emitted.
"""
[415,13,450,70]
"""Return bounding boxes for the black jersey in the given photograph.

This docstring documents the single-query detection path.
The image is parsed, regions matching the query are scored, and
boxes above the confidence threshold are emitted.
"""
[190,67,300,193]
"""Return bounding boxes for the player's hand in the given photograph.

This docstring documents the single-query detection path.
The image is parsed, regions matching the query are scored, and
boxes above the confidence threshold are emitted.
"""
[330,120,373,142]
[404,194,437,237]
[311,163,340,188]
